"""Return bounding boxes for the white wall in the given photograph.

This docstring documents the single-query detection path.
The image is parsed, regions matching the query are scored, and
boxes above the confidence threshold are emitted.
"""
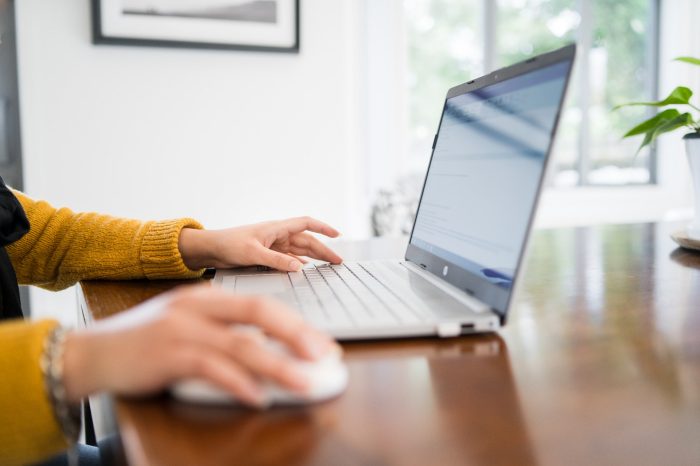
[15,0,367,323]
[17,1,700,322]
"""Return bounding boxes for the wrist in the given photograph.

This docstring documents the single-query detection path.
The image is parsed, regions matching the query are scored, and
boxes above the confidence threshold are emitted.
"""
[178,228,215,270]
[62,331,102,403]
[42,328,82,444]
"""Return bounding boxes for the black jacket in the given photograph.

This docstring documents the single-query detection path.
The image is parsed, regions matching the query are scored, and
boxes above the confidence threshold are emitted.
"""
[0,177,29,319]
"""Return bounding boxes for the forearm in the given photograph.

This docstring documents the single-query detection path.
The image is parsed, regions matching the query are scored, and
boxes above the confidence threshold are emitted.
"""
[7,191,205,289]
[178,228,234,270]
[178,227,216,270]
[62,331,105,402]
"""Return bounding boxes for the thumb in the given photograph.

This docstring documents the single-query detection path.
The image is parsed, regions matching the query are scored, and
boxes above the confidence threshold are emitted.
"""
[256,246,303,272]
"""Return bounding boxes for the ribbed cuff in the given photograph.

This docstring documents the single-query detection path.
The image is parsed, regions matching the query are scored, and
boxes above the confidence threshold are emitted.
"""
[0,319,68,465]
[140,218,205,279]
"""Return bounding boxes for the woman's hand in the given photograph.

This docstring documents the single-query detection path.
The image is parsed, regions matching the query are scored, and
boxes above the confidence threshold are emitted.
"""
[61,285,337,407]
[178,216,343,272]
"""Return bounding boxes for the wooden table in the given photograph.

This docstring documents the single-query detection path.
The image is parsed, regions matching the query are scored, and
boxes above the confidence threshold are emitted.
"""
[79,223,700,466]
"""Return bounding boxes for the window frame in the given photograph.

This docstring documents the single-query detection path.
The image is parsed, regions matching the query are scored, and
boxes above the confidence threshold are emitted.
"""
[360,0,697,229]
[481,0,661,188]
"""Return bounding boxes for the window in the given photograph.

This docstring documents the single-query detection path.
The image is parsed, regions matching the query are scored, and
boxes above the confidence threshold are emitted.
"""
[404,0,660,187]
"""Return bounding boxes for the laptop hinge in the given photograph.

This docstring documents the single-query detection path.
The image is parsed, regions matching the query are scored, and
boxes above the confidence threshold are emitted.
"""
[402,261,493,314]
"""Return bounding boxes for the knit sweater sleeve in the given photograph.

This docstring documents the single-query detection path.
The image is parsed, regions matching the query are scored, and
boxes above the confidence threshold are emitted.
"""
[5,191,204,290]
[0,319,66,466]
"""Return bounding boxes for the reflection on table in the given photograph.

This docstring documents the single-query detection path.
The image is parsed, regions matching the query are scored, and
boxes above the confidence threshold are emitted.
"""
[80,222,700,465]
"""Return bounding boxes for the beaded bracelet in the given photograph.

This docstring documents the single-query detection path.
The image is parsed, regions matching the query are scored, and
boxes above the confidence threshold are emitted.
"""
[40,327,81,446]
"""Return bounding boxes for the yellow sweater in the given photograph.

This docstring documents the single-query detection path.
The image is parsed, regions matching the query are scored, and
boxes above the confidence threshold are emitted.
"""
[0,191,204,466]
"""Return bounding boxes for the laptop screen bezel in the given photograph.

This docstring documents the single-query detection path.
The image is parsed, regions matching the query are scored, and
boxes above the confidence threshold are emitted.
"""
[404,44,576,323]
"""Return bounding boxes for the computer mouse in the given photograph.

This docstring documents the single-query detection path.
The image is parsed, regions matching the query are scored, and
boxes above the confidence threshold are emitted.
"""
[171,340,349,408]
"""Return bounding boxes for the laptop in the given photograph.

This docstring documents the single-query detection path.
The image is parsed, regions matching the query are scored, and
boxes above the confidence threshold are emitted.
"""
[214,44,576,340]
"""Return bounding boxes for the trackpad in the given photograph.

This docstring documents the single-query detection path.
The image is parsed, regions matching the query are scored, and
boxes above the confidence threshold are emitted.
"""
[234,275,289,294]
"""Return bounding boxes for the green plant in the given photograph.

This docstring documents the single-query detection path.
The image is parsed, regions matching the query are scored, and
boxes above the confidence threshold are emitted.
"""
[614,56,700,153]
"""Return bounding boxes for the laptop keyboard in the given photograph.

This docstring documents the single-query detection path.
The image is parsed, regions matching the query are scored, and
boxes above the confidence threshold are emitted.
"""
[288,263,429,328]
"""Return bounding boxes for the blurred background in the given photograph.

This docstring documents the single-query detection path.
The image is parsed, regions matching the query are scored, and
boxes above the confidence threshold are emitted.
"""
[2,0,700,320]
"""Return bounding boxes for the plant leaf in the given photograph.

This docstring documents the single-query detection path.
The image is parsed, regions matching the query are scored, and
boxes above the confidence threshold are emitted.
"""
[675,56,700,66]
[634,112,694,154]
[613,86,693,110]
[623,109,680,137]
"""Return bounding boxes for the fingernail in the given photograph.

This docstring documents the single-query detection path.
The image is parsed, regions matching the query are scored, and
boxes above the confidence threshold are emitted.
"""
[244,385,267,407]
[289,260,302,271]
[248,397,270,410]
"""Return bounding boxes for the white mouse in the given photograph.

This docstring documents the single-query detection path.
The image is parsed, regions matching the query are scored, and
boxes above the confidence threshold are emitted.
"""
[171,340,349,408]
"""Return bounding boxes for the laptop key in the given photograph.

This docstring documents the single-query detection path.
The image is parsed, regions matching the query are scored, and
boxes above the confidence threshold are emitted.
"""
[355,262,433,321]
[287,263,434,328]
[363,262,471,321]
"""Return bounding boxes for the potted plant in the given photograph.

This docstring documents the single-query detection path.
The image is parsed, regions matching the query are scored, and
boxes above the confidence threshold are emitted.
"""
[615,56,700,241]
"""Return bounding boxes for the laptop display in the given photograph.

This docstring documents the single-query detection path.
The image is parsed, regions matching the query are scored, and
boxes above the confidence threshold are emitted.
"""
[216,45,575,340]
[407,47,574,319]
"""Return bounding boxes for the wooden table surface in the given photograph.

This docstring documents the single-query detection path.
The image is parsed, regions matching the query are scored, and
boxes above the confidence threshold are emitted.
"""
[80,223,700,466]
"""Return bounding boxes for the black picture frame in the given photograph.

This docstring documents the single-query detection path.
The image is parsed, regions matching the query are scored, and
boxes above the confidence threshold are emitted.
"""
[91,0,300,53]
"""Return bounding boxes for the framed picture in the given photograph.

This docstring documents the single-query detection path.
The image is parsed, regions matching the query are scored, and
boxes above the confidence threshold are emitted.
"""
[91,0,299,53]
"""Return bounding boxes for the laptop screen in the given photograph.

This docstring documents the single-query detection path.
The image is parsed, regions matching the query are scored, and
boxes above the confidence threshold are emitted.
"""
[407,51,573,318]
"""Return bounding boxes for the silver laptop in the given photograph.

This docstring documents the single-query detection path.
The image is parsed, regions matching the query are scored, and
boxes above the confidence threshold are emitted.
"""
[214,45,576,340]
